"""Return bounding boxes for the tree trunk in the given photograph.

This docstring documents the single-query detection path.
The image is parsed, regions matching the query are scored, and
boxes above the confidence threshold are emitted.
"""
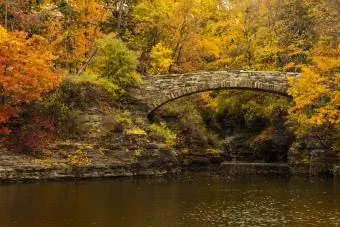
[116,0,124,39]
[5,0,8,30]
[76,47,99,76]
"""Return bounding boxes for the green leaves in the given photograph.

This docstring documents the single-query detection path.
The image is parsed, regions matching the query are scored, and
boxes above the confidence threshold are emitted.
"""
[93,34,140,95]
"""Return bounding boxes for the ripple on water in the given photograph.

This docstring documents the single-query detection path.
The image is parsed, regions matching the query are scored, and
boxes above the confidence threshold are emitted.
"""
[185,190,340,226]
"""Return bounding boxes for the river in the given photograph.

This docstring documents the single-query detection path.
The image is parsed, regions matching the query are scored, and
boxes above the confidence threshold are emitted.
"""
[0,172,339,226]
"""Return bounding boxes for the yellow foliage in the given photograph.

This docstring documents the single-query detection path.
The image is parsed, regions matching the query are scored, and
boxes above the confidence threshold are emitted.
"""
[125,128,147,136]
[314,57,340,73]
[134,0,226,73]
[199,92,218,109]
[288,37,340,148]
[148,43,173,75]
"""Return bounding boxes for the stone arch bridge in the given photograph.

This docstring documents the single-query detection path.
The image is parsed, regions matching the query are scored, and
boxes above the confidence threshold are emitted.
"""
[131,71,299,117]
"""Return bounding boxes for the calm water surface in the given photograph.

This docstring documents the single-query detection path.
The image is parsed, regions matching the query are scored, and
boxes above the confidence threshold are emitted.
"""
[0,172,339,227]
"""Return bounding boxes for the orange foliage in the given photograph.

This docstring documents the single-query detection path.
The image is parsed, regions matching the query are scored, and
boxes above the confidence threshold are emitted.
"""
[0,26,60,133]
[41,0,107,70]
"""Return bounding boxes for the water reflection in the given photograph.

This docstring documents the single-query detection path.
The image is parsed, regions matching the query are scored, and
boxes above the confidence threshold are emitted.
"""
[0,173,339,226]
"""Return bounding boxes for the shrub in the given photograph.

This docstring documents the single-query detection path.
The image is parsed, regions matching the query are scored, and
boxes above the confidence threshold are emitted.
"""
[92,34,141,96]
[37,87,86,137]
[67,72,121,99]
[149,123,177,146]
[8,114,57,156]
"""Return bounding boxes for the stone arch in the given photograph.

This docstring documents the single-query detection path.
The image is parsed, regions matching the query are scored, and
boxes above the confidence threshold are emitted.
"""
[132,71,298,116]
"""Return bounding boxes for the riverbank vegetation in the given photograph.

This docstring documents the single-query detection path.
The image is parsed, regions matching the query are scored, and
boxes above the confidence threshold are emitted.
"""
[0,0,339,162]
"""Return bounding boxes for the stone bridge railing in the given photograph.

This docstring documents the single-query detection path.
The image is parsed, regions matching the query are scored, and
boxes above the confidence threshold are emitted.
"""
[131,71,299,116]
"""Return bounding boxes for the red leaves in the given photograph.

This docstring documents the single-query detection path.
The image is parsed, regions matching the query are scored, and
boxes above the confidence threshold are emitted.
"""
[8,115,57,155]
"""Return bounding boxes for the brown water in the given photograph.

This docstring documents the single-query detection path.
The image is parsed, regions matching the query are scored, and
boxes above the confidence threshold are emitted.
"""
[0,173,339,227]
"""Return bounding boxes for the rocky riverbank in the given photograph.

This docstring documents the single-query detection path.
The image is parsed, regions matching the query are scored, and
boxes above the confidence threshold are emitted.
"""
[0,142,223,182]
[1,108,339,182]
[0,143,177,182]
[1,142,339,183]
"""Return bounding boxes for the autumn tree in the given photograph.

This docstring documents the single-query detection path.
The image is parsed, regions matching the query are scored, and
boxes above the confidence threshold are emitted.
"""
[0,26,59,134]
[288,0,340,150]
[274,0,317,71]
[40,0,107,72]
[132,0,227,74]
